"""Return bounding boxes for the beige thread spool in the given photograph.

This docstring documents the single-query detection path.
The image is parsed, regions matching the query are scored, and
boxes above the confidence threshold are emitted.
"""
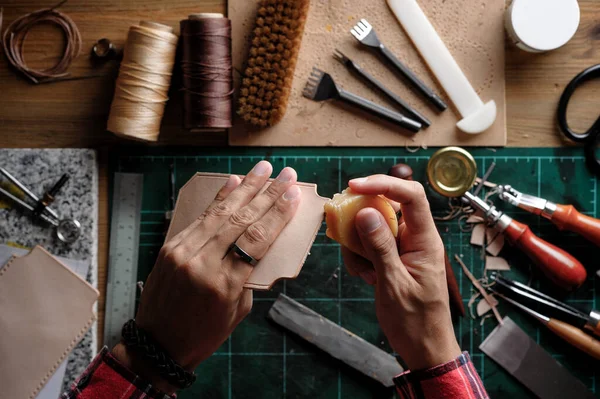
[189,13,224,20]
[107,21,178,142]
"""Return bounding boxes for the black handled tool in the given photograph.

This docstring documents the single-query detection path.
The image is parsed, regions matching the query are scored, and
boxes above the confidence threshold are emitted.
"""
[333,49,431,127]
[33,173,69,218]
[302,67,422,133]
[490,274,600,337]
[557,64,600,176]
[351,18,447,112]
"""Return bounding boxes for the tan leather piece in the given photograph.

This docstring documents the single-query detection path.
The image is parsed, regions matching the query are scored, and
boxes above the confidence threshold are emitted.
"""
[229,0,506,147]
[166,173,328,290]
[0,246,98,399]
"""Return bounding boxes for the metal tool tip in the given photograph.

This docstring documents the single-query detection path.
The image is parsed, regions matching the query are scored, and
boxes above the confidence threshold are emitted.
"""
[332,49,348,63]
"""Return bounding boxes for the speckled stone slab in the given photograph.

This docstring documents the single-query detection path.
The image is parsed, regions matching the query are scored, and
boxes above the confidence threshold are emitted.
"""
[0,149,98,392]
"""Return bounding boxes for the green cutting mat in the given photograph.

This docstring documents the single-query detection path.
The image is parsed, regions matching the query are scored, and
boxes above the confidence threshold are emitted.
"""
[112,147,599,398]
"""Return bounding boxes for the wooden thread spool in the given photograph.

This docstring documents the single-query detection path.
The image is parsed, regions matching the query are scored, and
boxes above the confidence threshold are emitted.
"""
[180,13,233,130]
[107,21,178,142]
[189,13,224,20]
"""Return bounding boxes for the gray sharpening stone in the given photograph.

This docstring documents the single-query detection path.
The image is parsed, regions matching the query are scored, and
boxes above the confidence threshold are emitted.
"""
[480,317,595,399]
[267,294,403,388]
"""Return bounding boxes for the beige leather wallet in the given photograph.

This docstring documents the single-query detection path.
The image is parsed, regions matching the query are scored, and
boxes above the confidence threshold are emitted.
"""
[0,246,98,399]
[166,173,328,290]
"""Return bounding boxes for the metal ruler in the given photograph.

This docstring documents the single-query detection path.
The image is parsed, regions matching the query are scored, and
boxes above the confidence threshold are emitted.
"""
[104,173,143,349]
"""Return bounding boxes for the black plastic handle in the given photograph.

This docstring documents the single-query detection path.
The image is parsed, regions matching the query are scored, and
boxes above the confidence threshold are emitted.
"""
[338,90,421,133]
[557,64,600,176]
[347,61,431,127]
[558,64,600,143]
[379,44,447,112]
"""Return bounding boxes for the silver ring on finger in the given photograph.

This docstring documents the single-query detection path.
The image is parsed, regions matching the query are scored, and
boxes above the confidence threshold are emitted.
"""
[228,243,259,266]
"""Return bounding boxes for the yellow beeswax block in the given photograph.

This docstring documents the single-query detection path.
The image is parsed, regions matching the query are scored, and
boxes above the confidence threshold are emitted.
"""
[324,189,398,256]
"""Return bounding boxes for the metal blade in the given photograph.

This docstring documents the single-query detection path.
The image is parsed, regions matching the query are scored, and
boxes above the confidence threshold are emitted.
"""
[496,293,550,323]
[480,317,595,399]
[494,275,587,319]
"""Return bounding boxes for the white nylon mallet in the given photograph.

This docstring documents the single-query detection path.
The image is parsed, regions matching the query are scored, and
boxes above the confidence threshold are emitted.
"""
[387,0,497,134]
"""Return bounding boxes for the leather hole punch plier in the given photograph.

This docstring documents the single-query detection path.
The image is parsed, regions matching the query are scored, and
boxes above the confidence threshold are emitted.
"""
[498,185,600,248]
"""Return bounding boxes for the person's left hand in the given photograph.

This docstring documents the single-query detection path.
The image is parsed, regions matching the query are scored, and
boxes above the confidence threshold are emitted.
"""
[112,161,301,393]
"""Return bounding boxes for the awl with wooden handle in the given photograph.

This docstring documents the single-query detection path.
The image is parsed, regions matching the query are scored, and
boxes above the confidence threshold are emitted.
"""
[499,185,600,247]
[388,164,466,317]
[498,294,600,360]
[464,191,587,290]
[491,274,600,337]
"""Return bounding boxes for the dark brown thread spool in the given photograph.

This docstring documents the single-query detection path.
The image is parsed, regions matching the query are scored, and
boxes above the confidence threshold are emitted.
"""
[180,14,233,130]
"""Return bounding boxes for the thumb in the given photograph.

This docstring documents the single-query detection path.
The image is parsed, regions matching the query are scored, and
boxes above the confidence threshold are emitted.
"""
[355,208,409,282]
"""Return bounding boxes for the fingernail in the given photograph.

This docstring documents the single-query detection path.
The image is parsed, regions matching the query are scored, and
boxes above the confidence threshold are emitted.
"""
[283,185,301,200]
[357,209,381,233]
[277,167,294,182]
[350,177,368,184]
[360,271,376,285]
[224,175,237,188]
[252,161,271,176]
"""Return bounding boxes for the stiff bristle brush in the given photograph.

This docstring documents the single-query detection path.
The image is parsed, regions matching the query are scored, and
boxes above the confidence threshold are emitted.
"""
[238,0,310,127]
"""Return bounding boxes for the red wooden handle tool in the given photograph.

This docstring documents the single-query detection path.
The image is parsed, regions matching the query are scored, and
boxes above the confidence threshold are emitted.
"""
[503,220,587,290]
[444,251,466,317]
[552,204,600,248]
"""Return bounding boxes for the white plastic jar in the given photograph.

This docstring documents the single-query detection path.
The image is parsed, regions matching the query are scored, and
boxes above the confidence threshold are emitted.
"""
[505,0,580,53]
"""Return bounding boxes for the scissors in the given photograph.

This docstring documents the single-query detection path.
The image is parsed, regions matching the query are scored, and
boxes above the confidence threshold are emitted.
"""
[558,64,600,177]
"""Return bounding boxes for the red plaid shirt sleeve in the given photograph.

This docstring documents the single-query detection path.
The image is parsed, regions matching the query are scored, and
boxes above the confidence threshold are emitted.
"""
[64,348,486,399]
[394,352,489,399]
[61,347,175,399]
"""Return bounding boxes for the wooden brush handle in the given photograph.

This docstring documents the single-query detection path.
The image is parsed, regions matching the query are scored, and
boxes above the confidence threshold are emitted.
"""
[503,220,587,290]
[547,318,600,360]
[552,204,600,247]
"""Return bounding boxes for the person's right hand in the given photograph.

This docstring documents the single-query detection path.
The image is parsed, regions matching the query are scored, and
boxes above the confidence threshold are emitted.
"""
[342,175,461,371]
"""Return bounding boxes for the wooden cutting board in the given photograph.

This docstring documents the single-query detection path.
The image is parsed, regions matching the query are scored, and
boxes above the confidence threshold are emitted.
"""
[229,0,506,147]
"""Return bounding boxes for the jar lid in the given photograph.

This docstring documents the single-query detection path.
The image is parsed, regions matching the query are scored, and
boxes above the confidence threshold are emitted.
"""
[507,0,580,52]
[427,147,477,198]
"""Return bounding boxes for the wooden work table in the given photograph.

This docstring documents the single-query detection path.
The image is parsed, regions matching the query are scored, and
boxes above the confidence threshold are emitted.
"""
[0,0,599,348]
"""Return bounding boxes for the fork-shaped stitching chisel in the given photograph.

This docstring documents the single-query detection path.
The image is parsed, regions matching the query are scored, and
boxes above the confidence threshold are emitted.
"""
[333,49,431,128]
[350,18,447,112]
[302,67,422,133]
